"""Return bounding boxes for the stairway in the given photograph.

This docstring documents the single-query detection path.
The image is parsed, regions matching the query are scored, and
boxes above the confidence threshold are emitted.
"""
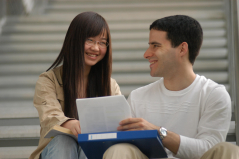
[0,0,236,158]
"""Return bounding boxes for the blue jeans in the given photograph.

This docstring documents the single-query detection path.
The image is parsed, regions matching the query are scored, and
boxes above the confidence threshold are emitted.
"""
[40,135,87,159]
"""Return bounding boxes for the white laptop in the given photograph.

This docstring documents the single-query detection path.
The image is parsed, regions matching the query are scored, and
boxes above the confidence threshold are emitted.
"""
[76,95,132,134]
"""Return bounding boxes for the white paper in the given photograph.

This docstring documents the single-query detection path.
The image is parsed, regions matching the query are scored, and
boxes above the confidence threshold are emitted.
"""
[76,95,131,134]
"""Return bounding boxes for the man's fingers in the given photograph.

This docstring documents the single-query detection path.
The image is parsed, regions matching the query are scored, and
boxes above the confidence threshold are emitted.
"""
[119,118,143,125]
[128,128,143,131]
[117,122,144,131]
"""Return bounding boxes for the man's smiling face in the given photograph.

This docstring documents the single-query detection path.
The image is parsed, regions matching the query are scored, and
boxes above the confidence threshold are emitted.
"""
[144,29,180,78]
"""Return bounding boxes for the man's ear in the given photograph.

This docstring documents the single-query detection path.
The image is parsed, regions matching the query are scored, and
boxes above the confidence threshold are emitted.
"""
[179,42,189,57]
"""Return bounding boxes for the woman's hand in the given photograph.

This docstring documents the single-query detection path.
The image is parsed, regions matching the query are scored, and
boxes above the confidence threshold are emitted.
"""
[61,119,81,137]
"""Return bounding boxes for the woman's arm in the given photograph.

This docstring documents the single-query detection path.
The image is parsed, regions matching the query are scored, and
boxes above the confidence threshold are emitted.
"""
[34,72,74,136]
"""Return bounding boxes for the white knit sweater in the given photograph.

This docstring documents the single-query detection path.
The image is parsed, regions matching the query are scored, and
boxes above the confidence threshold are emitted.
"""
[127,75,231,159]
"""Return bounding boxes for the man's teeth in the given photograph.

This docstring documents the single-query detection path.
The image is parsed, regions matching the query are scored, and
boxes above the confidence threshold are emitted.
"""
[87,53,97,57]
[150,61,155,64]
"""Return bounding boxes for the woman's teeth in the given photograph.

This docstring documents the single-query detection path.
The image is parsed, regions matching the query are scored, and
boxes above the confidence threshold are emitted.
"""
[87,53,97,57]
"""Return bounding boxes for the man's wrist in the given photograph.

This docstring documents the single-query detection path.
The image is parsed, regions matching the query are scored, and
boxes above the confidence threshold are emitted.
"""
[158,127,168,141]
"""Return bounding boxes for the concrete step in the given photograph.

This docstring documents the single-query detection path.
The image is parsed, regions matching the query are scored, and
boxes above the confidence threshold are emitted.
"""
[0,29,226,43]
[0,75,39,87]
[0,59,228,75]
[0,146,37,159]
[0,38,227,53]
[0,48,228,64]
[46,1,222,12]
[0,102,38,118]
[0,122,234,140]
[0,85,140,100]
[0,88,234,120]
[5,16,225,29]
[0,118,235,159]
[48,0,223,4]
[112,60,228,72]
[0,121,235,141]
[2,17,225,35]
[0,125,40,138]
[3,10,224,29]
[0,141,237,159]
[0,88,35,100]
[0,60,228,88]
[46,4,223,14]
[0,63,50,75]
[48,0,222,4]
[112,72,229,85]
[45,10,224,22]
[0,72,229,101]
[2,23,226,34]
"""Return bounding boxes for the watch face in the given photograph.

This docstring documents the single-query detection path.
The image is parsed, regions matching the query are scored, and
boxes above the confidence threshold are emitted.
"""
[161,130,167,136]
[161,127,167,137]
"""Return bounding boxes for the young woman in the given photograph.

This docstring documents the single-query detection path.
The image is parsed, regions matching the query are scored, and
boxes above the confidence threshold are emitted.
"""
[29,12,121,159]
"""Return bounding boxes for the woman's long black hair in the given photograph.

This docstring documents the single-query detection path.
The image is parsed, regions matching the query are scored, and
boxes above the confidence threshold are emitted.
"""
[47,12,112,119]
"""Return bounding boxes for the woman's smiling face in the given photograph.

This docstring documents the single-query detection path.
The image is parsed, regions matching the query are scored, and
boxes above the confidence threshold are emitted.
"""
[84,31,108,68]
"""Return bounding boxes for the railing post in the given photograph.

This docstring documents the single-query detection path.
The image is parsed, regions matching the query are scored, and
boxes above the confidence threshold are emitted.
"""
[225,0,239,145]
[234,0,239,146]
[0,0,6,35]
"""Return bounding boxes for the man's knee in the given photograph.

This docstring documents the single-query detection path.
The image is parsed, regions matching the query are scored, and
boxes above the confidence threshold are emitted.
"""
[107,143,138,151]
[201,142,239,159]
[212,142,239,152]
[103,143,148,159]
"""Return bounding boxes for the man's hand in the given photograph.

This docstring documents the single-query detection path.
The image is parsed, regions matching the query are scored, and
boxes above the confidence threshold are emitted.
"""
[61,119,81,137]
[117,118,180,154]
[117,118,160,131]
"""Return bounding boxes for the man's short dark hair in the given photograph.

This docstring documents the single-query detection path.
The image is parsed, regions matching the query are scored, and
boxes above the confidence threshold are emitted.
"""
[150,15,203,65]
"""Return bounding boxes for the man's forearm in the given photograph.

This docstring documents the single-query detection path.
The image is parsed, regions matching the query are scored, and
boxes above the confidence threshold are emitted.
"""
[159,129,180,154]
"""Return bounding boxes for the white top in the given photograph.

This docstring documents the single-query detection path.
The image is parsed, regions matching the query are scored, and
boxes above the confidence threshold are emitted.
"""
[127,75,231,159]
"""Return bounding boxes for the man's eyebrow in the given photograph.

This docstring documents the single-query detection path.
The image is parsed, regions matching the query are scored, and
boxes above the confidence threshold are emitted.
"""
[148,42,161,45]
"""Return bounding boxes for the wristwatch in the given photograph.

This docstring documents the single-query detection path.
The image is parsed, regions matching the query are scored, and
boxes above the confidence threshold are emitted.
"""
[159,127,167,140]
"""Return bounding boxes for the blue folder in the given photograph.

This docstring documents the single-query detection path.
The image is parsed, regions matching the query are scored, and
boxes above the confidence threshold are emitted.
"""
[78,130,168,159]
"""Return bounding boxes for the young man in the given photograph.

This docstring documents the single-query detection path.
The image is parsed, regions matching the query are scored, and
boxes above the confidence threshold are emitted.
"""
[103,15,237,159]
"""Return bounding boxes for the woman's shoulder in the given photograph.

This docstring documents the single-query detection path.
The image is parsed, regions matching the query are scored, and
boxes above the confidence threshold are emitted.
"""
[110,78,121,95]
[38,65,63,85]
[110,77,116,83]
[110,77,119,87]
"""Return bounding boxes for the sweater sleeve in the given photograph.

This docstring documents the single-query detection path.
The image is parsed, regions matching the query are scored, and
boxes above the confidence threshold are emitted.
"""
[175,86,231,159]
[127,93,136,118]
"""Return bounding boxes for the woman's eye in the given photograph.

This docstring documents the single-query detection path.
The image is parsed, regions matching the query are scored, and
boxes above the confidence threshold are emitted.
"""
[87,39,93,42]
[100,42,106,45]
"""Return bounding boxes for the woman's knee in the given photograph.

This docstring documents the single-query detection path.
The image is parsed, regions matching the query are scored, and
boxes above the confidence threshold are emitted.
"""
[52,135,78,148]
[41,135,79,159]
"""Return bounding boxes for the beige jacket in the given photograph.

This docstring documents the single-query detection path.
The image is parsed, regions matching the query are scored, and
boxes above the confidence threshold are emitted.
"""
[29,66,121,159]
